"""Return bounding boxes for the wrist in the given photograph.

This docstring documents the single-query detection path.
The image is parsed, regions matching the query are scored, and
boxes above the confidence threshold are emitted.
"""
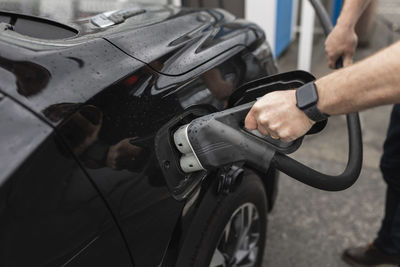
[336,16,357,30]
[315,79,331,116]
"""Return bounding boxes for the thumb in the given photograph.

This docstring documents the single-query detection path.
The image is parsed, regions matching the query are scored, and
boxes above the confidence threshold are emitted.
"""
[343,54,353,67]
[245,108,257,130]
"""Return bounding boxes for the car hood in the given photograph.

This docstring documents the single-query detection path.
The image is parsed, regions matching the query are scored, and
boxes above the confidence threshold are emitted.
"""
[0,0,176,27]
[0,0,264,75]
[0,1,265,124]
[105,8,263,76]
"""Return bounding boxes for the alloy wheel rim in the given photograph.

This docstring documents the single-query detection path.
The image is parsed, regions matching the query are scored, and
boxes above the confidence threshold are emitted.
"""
[209,203,261,267]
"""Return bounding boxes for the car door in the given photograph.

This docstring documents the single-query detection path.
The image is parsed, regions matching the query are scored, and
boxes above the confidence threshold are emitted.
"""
[0,95,133,267]
[55,66,185,267]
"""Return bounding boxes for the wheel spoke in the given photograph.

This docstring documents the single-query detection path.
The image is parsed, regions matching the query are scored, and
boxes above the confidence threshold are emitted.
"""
[210,248,226,267]
[211,203,262,267]
[223,220,232,244]
[234,206,253,256]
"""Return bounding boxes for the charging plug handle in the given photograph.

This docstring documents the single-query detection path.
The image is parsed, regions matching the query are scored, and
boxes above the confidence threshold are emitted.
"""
[186,102,277,174]
[186,100,362,191]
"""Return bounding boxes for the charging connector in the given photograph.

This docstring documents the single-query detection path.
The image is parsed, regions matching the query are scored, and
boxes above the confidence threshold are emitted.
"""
[173,124,205,173]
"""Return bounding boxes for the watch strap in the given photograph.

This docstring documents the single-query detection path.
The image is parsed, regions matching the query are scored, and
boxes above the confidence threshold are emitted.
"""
[296,82,329,122]
[303,102,329,122]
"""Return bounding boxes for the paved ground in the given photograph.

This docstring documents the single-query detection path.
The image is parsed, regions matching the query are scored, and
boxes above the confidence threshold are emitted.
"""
[262,2,400,266]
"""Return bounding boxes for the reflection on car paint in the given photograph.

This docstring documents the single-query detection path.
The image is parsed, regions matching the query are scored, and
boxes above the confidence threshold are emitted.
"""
[0,57,50,97]
[0,99,132,266]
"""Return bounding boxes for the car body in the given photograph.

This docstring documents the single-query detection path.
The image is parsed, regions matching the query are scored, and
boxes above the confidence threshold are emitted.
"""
[0,1,278,266]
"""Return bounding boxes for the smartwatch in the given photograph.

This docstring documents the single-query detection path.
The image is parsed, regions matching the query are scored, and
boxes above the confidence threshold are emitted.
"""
[295,81,329,122]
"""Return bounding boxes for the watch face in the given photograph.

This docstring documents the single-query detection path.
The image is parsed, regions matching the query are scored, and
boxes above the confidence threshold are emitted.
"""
[296,82,318,109]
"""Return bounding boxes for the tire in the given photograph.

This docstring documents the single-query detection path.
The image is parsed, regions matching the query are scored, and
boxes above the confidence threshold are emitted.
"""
[177,171,268,267]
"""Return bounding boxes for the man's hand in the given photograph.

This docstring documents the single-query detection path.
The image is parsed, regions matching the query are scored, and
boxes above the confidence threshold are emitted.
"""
[106,138,143,170]
[244,90,315,142]
[325,24,358,68]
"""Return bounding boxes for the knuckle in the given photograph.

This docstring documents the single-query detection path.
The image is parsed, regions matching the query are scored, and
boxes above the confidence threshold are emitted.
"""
[281,129,293,139]
[269,123,279,132]
[259,114,269,126]
[280,134,289,141]
[253,103,261,110]
[281,131,294,142]
[286,128,295,137]
[251,107,259,115]
[344,47,354,54]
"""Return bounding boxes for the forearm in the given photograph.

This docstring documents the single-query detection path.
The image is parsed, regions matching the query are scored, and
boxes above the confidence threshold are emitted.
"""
[317,41,400,115]
[336,0,372,28]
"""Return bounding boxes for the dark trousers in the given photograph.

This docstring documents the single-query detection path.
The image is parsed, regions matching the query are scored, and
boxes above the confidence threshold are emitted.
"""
[375,104,400,263]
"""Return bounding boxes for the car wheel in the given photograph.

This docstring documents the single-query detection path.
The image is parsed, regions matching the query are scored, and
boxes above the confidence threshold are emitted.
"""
[179,172,267,267]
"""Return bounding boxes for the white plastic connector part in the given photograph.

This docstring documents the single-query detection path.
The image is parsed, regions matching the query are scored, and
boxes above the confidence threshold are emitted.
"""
[173,123,205,173]
[173,124,192,154]
[180,154,204,173]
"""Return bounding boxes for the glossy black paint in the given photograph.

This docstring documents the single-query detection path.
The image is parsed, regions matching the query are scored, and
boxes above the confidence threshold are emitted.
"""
[0,96,132,266]
[106,8,264,76]
[0,95,52,186]
[55,48,277,266]
[0,1,278,266]
[0,37,145,122]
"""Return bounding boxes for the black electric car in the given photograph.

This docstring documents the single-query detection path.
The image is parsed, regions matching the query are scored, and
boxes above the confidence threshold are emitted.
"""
[0,1,279,266]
